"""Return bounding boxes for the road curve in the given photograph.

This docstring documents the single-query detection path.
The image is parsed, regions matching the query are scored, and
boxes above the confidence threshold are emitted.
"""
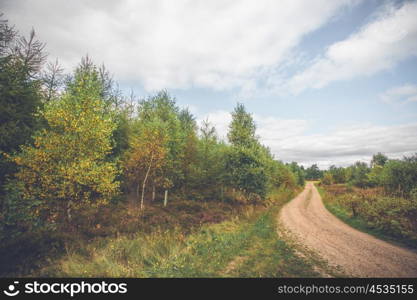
[279,182,417,277]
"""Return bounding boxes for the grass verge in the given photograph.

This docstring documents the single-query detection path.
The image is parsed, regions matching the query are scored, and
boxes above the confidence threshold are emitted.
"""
[38,188,324,277]
[316,184,417,250]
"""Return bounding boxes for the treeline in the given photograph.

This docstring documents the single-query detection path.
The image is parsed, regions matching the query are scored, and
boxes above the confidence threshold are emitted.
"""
[320,152,417,200]
[0,17,301,240]
[286,163,323,183]
[320,153,417,246]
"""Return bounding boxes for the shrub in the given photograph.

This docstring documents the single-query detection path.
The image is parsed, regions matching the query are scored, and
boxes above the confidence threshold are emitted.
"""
[321,172,333,185]
[381,155,417,197]
[324,185,417,245]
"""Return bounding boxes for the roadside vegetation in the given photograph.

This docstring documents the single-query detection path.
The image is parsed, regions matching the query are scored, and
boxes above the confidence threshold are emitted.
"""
[37,188,325,278]
[318,153,417,248]
[0,16,306,276]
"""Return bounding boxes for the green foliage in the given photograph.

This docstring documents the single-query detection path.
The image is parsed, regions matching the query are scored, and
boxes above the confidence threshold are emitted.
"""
[328,165,346,184]
[225,146,268,199]
[177,108,199,195]
[371,152,388,168]
[124,118,168,208]
[136,91,185,191]
[192,120,227,200]
[347,161,370,188]
[0,22,45,194]
[321,185,417,247]
[0,180,43,239]
[318,153,417,199]
[269,161,297,190]
[287,162,305,186]
[227,103,257,148]
[304,164,322,180]
[224,103,297,200]
[380,154,417,197]
[321,172,333,185]
[9,58,120,226]
[367,164,383,187]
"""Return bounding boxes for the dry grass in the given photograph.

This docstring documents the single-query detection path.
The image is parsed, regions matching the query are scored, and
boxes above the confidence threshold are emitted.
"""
[34,187,322,278]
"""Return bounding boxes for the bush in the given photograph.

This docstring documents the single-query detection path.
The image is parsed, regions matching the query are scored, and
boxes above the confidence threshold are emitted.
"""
[348,162,370,188]
[321,173,333,185]
[381,155,417,197]
[324,185,417,246]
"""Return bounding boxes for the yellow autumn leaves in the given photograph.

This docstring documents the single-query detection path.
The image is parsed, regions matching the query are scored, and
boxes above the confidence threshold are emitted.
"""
[11,64,119,223]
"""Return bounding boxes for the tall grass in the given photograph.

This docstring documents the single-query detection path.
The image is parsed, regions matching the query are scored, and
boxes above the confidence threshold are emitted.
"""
[38,187,322,277]
[1,198,251,276]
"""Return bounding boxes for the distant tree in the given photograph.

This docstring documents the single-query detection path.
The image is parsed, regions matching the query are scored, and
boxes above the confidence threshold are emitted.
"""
[287,162,306,186]
[371,152,388,168]
[381,154,417,197]
[367,164,383,187]
[349,161,370,188]
[321,172,333,185]
[269,161,296,189]
[177,108,198,195]
[305,164,322,180]
[227,103,257,148]
[328,165,346,184]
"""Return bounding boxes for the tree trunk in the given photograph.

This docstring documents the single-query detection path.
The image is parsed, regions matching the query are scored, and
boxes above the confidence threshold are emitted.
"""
[66,199,73,222]
[152,184,156,202]
[164,190,168,207]
[136,182,141,206]
[140,155,154,210]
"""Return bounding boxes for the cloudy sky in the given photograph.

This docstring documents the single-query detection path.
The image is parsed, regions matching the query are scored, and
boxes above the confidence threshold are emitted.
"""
[2,0,417,168]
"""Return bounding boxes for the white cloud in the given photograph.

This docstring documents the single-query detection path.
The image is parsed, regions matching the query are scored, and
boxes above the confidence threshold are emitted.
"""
[255,116,308,141]
[287,1,417,94]
[380,84,417,104]
[198,110,417,168]
[2,0,357,91]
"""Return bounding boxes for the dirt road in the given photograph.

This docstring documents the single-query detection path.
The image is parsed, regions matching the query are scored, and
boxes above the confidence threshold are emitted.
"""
[279,182,417,277]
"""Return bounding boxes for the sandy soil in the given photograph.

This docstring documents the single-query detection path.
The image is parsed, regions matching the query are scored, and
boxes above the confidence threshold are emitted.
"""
[279,182,417,277]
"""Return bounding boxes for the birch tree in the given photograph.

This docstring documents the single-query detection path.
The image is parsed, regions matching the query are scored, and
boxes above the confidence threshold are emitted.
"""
[124,120,167,210]
[10,58,119,226]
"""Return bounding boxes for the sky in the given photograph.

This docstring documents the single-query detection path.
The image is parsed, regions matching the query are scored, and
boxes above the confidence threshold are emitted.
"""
[2,0,417,168]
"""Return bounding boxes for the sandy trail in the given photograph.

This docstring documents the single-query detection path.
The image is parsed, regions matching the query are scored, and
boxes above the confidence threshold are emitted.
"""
[279,182,417,277]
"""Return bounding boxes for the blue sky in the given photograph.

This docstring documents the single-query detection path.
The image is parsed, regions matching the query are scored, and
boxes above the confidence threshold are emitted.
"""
[2,0,417,168]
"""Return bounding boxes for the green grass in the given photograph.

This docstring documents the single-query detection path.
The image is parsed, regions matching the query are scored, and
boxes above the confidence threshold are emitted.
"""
[223,206,323,277]
[38,188,326,277]
[316,184,417,250]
